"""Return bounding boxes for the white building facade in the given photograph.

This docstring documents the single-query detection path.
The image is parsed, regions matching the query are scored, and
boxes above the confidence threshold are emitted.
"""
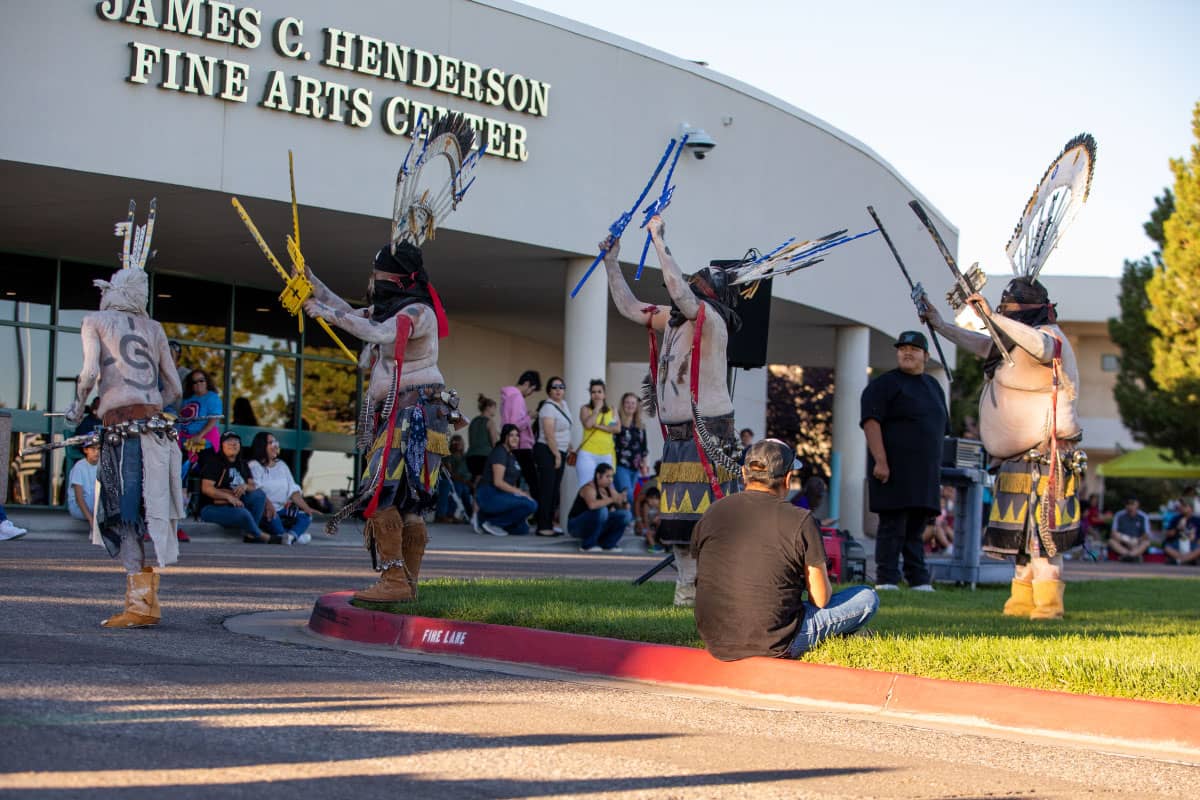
[0,0,958,531]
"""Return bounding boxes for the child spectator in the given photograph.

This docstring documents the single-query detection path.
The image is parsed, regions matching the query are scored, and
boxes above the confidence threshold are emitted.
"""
[435,434,474,523]
[67,441,101,528]
[1163,516,1200,565]
[635,486,663,553]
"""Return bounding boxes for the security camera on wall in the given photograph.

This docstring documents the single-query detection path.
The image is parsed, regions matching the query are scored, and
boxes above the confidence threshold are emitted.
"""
[680,123,716,159]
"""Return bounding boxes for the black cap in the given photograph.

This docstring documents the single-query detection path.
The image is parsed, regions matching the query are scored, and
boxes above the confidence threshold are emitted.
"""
[894,330,928,351]
[220,430,241,443]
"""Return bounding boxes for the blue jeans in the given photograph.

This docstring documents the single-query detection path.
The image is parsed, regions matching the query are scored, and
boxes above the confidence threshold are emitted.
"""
[436,478,474,519]
[614,466,639,498]
[569,506,631,550]
[786,585,879,656]
[476,484,536,535]
[201,488,268,536]
[259,510,312,540]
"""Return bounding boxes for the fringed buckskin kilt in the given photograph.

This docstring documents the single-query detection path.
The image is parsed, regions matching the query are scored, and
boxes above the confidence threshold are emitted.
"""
[657,413,740,545]
[984,449,1082,560]
[362,385,452,516]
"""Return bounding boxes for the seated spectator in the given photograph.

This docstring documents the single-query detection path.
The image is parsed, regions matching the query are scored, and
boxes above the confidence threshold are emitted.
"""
[790,476,829,521]
[67,441,101,527]
[0,504,27,541]
[198,431,271,543]
[635,486,663,553]
[568,463,631,553]
[248,432,318,545]
[474,424,535,537]
[435,434,474,523]
[1108,497,1152,561]
[1164,516,1200,565]
[923,485,955,556]
[692,439,878,660]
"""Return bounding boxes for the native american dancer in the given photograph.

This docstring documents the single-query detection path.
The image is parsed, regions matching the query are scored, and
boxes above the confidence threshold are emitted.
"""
[918,134,1096,620]
[602,218,743,606]
[62,199,185,628]
[304,113,477,604]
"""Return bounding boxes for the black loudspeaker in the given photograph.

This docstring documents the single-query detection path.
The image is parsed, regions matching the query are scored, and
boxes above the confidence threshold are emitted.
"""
[714,262,771,370]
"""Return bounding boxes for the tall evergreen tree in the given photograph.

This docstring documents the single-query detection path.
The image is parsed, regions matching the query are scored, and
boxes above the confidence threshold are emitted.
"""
[1147,103,1200,402]
[1117,101,1200,461]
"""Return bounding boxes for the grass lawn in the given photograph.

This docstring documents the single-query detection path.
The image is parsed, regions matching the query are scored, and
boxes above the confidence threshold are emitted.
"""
[357,577,1200,705]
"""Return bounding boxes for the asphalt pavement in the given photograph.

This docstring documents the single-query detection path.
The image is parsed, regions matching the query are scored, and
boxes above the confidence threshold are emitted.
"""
[0,534,1195,799]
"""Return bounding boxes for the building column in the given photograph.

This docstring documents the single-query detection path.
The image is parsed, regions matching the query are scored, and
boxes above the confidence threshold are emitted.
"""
[833,326,870,535]
[562,258,609,504]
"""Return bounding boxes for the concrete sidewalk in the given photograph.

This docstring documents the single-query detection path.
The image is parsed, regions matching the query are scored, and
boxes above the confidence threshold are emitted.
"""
[0,507,653,557]
[6,506,1194,580]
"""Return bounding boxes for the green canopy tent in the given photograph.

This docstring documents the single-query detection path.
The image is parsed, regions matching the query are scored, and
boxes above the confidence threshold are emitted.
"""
[1096,447,1200,479]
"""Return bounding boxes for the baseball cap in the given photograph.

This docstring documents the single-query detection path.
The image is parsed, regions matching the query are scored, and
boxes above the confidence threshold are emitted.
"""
[894,330,928,351]
[743,438,801,482]
[220,430,241,443]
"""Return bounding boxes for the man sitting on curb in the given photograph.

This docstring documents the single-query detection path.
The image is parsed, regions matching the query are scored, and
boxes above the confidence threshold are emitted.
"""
[692,439,879,660]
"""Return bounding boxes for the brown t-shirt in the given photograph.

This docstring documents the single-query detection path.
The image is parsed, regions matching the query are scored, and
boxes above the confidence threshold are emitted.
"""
[691,490,827,661]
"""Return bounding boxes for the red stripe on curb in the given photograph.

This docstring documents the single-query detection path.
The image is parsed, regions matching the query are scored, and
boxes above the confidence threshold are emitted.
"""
[308,591,1200,752]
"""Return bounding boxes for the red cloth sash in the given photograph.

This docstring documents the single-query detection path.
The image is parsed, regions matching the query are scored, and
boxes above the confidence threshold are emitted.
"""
[363,314,413,519]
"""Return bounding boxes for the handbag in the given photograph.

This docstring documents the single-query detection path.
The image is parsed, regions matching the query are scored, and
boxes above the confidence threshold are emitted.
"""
[568,426,598,468]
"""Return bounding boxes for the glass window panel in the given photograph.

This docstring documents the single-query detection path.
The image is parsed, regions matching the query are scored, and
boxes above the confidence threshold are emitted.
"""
[232,284,299,352]
[0,253,54,325]
[153,273,230,348]
[57,261,118,328]
[0,326,50,411]
[8,430,52,506]
[229,351,296,429]
[53,330,83,412]
[302,305,362,360]
[300,449,358,512]
[301,358,358,434]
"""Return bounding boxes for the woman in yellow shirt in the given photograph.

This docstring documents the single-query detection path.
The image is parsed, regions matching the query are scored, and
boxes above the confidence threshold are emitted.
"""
[576,379,620,485]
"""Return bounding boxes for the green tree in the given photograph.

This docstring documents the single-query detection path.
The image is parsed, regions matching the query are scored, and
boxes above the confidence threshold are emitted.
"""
[1108,183,1170,440]
[1142,102,1200,461]
[766,365,834,477]
[948,347,984,438]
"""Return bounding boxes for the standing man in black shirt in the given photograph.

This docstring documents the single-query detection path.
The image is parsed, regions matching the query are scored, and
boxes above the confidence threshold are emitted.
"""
[692,439,878,661]
[860,331,949,591]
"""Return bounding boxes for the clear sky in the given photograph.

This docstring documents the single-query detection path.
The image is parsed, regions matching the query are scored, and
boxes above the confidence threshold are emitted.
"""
[517,0,1198,278]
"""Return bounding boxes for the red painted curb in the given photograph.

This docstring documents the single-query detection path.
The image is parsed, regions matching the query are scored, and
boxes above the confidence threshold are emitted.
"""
[308,591,1199,752]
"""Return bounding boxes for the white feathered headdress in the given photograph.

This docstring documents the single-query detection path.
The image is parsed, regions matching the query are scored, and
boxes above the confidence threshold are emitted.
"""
[112,197,157,271]
[95,198,157,314]
[391,112,479,251]
[1005,134,1096,280]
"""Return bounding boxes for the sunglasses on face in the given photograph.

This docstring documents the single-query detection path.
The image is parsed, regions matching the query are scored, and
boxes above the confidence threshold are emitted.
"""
[192,378,207,384]
[549,384,565,390]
